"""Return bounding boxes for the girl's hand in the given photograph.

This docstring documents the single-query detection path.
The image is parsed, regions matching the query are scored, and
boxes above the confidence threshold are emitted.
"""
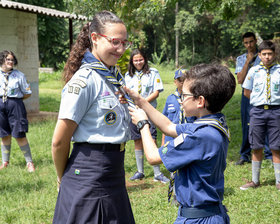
[123,86,142,106]
[116,91,128,104]
[128,107,148,125]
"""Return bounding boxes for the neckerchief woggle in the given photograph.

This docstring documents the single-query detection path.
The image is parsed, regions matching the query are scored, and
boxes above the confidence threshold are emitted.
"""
[80,56,136,109]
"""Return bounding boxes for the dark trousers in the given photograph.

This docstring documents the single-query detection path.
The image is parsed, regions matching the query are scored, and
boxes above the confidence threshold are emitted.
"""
[240,90,272,160]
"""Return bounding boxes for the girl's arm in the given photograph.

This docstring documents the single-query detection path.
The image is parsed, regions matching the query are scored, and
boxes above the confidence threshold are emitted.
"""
[52,119,78,181]
[145,90,159,103]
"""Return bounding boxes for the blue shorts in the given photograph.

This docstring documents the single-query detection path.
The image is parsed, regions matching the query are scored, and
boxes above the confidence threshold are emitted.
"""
[129,120,157,140]
[0,98,28,138]
[249,106,280,150]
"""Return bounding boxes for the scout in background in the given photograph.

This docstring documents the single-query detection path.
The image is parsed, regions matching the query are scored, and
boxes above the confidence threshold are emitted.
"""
[125,63,235,223]
[241,40,280,191]
[125,48,169,183]
[0,50,35,172]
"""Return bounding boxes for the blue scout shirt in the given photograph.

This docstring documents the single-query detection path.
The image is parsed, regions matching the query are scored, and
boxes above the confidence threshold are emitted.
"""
[242,63,280,106]
[0,69,32,98]
[58,51,131,144]
[125,68,163,108]
[235,53,260,75]
[159,113,229,208]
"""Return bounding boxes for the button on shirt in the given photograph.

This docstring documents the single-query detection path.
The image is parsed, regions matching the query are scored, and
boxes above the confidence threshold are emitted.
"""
[235,53,260,75]
[0,69,32,98]
[242,64,280,106]
[58,52,131,144]
[125,68,163,108]
[158,113,228,207]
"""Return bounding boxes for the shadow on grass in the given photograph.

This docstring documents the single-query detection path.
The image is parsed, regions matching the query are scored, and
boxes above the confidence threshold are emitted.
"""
[126,182,154,193]
[224,187,235,197]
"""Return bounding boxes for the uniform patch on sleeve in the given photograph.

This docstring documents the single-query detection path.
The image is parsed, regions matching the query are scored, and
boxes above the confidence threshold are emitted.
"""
[67,79,86,95]
[162,147,168,154]
[174,133,186,147]
[71,79,87,88]
[157,79,160,83]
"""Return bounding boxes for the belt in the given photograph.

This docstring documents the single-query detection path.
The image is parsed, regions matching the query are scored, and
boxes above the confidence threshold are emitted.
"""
[180,204,221,218]
[256,105,280,110]
[74,142,125,152]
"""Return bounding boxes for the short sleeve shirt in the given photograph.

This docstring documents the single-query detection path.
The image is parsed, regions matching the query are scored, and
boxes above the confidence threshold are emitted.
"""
[125,68,163,108]
[58,51,131,143]
[242,64,280,106]
[158,113,229,207]
[235,53,261,74]
[0,69,32,98]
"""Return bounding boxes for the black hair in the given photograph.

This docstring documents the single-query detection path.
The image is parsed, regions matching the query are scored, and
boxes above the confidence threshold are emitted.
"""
[242,32,256,40]
[63,11,124,83]
[184,64,236,113]
[128,49,150,77]
[0,50,18,66]
[258,40,276,53]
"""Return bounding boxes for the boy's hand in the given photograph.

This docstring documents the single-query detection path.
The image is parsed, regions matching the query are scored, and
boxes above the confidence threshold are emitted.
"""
[129,107,148,125]
[123,86,142,106]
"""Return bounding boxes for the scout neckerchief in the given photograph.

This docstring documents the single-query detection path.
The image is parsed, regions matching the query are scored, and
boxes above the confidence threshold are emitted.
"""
[168,89,185,203]
[81,58,136,108]
[1,70,12,103]
[260,61,276,104]
[174,89,185,123]
[136,70,144,94]
[167,116,230,203]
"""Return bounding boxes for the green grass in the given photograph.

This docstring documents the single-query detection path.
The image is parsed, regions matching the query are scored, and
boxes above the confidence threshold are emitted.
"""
[0,67,279,223]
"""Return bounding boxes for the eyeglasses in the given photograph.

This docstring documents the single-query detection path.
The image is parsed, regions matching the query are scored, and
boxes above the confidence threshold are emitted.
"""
[133,59,144,63]
[5,58,14,63]
[181,93,194,101]
[96,33,132,50]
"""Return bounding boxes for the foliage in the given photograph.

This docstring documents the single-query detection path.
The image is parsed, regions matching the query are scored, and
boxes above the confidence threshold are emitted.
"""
[14,0,70,69]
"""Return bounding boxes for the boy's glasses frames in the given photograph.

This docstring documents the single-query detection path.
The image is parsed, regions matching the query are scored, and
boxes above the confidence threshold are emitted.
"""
[181,93,194,101]
[96,33,132,50]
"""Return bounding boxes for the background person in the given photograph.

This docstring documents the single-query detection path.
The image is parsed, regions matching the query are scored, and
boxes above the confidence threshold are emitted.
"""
[240,40,280,191]
[52,11,135,223]
[125,48,169,183]
[0,50,35,172]
[235,32,272,165]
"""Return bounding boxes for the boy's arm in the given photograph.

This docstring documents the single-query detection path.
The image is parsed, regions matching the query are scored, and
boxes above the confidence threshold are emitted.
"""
[244,89,251,99]
[236,53,254,84]
[125,86,177,138]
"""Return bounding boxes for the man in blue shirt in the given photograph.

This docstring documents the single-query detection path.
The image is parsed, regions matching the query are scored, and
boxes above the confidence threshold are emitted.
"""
[235,32,272,165]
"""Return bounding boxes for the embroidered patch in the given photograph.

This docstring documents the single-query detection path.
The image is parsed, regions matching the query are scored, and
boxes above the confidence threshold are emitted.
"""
[74,87,80,95]
[174,134,186,147]
[75,169,80,175]
[68,86,73,93]
[101,90,111,97]
[157,79,160,83]
[71,79,87,88]
[162,147,168,154]
[163,141,170,147]
[104,110,117,125]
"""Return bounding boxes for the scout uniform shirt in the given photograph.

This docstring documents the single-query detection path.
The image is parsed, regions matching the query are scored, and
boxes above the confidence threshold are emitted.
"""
[58,52,131,144]
[125,68,163,108]
[242,63,280,106]
[0,69,32,98]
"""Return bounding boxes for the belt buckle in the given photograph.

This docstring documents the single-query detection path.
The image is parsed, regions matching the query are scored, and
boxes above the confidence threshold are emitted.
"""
[264,105,269,110]
[120,143,125,152]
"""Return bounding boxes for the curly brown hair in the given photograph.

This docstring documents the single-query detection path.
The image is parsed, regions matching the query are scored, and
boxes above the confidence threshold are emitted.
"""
[63,11,124,83]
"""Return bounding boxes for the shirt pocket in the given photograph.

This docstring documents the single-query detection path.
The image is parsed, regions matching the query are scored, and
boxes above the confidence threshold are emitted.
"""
[272,80,280,92]
[8,79,20,95]
[253,79,264,93]
[166,106,177,121]
[98,96,118,110]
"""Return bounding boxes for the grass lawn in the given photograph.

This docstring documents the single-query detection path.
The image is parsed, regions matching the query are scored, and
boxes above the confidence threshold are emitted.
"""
[0,66,279,223]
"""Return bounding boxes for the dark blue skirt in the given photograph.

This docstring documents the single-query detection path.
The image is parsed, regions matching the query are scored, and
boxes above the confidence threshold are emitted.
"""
[53,143,135,224]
